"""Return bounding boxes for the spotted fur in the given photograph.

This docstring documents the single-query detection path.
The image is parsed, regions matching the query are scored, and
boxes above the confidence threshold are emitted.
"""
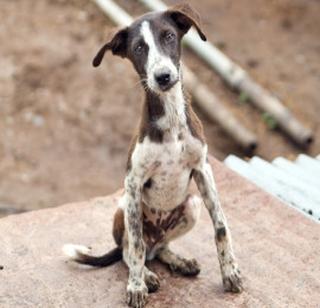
[64,4,242,308]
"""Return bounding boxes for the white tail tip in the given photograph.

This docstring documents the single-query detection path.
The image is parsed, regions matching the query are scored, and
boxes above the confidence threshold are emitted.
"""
[62,244,91,259]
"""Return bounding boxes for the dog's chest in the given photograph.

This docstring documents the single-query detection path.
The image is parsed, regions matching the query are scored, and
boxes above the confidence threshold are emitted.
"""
[142,130,203,210]
[154,131,200,173]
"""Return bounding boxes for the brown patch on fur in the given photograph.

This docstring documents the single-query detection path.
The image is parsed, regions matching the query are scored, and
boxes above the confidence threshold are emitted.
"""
[126,134,138,171]
[93,27,129,67]
[143,203,185,249]
[144,178,153,189]
[138,91,165,144]
[113,207,125,246]
[185,102,205,143]
[216,227,226,242]
[165,4,206,41]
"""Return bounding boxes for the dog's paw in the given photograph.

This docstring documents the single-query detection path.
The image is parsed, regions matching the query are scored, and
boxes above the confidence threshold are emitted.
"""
[169,258,201,276]
[127,281,148,308]
[222,263,243,293]
[144,270,160,293]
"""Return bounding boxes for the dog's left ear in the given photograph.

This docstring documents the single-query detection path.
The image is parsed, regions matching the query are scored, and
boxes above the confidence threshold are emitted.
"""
[165,3,206,41]
[92,27,129,67]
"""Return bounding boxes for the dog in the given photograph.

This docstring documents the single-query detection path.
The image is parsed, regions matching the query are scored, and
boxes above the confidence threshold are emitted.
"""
[63,3,242,307]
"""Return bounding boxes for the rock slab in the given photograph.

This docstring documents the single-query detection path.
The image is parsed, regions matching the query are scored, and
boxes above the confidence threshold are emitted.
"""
[0,158,319,307]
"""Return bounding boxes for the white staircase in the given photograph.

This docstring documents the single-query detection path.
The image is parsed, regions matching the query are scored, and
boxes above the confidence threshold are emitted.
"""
[224,154,320,222]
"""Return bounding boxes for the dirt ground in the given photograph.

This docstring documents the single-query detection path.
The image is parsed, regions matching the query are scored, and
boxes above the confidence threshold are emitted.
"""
[0,0,319,216]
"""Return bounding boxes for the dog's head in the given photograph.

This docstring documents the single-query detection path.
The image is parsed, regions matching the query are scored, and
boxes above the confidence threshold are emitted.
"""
[93,3,206,94]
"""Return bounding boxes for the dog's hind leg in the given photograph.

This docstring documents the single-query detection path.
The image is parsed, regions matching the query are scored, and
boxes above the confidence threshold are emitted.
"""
[157,246,200,276]
[122,243,160,293]
[155,194,202,276]
[143,266,160,293]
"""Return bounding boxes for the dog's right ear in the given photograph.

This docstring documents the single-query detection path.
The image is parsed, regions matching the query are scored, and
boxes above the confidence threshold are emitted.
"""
[92,27,129,67]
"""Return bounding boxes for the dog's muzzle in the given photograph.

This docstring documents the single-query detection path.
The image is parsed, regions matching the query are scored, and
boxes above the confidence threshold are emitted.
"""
[154,69,178,91]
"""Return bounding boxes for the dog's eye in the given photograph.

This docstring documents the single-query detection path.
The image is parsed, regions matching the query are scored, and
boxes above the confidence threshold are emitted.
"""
[134,43,144,55]
[164,31,175,43]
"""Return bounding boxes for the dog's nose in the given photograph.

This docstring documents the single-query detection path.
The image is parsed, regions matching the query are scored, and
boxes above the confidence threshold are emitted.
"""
[155,73,171,87]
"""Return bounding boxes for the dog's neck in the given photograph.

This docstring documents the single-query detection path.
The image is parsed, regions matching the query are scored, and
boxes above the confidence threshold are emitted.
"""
[143,81,187,134]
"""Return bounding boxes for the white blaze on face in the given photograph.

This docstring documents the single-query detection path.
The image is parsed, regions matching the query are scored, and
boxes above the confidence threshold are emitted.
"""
[140,21,178,92]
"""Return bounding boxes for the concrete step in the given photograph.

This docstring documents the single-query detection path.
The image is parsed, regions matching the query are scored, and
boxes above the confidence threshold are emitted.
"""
[0,158,319,307]
[272,157,320,187]
[225,154,320,221]
[296,154,320,174]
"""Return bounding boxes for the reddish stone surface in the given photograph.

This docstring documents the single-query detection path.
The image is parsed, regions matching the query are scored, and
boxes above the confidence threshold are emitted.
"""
[0,158,319,307]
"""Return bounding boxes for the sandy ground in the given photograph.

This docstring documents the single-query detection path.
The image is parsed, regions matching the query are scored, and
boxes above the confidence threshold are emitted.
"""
[0,0,319,216]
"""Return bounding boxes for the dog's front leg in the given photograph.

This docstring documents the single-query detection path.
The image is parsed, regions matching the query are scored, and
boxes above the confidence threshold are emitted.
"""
[123,173,148,308]
[193,159,243,293]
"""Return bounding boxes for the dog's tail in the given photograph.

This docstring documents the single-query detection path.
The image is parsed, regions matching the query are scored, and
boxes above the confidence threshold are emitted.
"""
[62,244,122,267]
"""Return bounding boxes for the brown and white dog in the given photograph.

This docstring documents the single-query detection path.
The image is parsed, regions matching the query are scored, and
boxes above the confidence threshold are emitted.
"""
[63,4,242,307]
